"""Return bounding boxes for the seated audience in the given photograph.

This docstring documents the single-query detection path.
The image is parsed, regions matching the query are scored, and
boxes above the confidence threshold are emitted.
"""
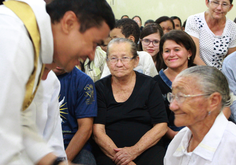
[144,19,155,26]
[138,23,163,66]
[93,38,168,165]
[101,18,158,78]
[153,30,196,146]
[185,0,236,69]
[155,16,175,34]
[132,15,143,31]
[164,65,236,165]
[171,16,182,30]
[53,67,97,165]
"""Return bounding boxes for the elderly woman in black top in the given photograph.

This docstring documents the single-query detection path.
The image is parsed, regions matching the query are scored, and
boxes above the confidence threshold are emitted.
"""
[93,38,168,165]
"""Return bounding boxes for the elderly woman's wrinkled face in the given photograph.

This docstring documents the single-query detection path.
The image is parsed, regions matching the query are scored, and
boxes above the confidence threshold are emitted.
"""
[107,42,139,78]
[206,0,232,20]
[169,76,209,127]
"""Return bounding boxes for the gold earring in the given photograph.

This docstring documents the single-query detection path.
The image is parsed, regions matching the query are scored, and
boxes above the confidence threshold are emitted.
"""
[188,57,190,60]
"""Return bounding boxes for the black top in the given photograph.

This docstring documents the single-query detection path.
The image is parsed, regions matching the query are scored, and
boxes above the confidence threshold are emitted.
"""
[94,71,168,148]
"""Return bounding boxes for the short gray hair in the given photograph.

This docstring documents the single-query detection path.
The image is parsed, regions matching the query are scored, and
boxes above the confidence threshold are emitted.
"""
[176,66,231,109]
[106,38,138,58]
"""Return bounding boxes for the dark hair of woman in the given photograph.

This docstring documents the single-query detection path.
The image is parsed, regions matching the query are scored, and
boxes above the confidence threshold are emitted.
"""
[156,30,196,71]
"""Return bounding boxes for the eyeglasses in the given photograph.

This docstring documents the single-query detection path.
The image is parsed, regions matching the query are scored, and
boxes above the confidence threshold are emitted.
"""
[167,92,209,104]
[210,0,231,9]
[141,39,160,47]
[107,56,135,64]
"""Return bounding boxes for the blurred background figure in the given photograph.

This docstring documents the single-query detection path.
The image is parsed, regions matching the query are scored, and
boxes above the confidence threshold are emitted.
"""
[144,19,155,26]
[155,16,175,34]
[164,66,236,165]
[171,16,182,30]
[132,15,144,31]
[121,15,129,19]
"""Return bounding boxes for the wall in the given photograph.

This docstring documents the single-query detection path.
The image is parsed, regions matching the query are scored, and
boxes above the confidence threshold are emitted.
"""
[107,0,236,25]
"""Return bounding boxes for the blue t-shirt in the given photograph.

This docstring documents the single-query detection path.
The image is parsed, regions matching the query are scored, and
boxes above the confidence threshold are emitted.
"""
[57,67,97,151]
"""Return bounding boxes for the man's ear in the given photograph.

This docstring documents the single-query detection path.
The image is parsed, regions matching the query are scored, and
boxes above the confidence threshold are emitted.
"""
[60,11,77,34]
[127,35,135,42]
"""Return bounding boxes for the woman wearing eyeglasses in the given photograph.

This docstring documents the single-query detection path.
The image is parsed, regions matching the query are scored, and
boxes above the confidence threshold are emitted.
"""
[185,0,236,70]
[93,38,168,165]
[164,66,236,165]
[138,23,163,70]
[153,30,196,147]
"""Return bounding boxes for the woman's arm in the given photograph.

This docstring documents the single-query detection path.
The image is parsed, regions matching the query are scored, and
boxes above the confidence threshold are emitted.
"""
[165,127,178,140]
[191,36,206,66]
[93,123,119,159]
[113,122,168,165]
[226,47,236,57]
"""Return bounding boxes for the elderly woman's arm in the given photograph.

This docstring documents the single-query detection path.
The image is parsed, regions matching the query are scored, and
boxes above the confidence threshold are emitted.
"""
[113,122,168,165]
[93,123,136,165]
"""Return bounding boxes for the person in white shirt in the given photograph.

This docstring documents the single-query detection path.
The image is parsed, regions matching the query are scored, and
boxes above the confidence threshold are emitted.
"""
[185,0,236,70]
[101,18,158,79]
[164,66,236,165]
[0,0,115,164]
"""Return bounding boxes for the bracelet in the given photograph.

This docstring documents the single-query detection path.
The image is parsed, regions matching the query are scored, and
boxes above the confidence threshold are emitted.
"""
[52,157,65,165]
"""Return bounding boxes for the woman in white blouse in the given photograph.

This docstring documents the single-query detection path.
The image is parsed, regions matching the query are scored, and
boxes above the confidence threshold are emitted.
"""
[185,0,236,70]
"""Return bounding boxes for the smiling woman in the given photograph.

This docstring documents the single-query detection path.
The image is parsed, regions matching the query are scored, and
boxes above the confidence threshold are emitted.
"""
[185,0,236,70]
[164,66,236,165]
[153,30,196,147]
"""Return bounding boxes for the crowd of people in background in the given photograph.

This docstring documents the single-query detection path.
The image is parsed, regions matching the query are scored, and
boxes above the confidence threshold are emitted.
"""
[1,0,236,165]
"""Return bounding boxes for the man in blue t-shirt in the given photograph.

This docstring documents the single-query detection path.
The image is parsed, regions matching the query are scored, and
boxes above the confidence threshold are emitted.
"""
[53,67,97,165]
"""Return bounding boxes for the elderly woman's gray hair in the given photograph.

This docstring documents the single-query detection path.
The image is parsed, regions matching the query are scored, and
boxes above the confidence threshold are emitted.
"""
[176,66,231,108]
[106,38,138,58]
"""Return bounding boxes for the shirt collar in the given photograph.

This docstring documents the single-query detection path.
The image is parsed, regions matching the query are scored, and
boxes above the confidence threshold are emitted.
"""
[159,69,172,89]
[173,112,228,161]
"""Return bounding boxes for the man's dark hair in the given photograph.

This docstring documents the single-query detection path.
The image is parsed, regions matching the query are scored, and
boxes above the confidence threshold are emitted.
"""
[46,0,115,33]
[115,18,140,44]
[155,16,175,29]
[144,19,154,26]
[121,15,129,19]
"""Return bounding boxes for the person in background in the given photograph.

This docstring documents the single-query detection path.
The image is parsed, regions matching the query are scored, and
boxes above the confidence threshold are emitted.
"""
[132,15,144,31]
[185,0,236,69]
[164,66,236,165]
[53,67,97,165]
[80,46,107,82]
[222,51,236,123]
[0,0,115,164]
[182,20,187,31]
[144,19,155,26]
[155,16,175,34]
[101,36,112,52]
[138,23,163,67]
[101,18,158,78]
[93,38,168,165]
[153,30,196,147]
[121,15,129,19]
[171,16,182,30]
[234,17,236,23]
